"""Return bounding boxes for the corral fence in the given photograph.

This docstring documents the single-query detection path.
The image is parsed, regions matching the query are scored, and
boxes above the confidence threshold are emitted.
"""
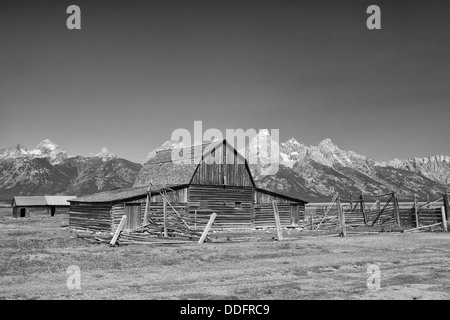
[305,191,449,232]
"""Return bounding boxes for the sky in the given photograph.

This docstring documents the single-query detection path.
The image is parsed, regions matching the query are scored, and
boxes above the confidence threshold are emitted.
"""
[0,0,449,163]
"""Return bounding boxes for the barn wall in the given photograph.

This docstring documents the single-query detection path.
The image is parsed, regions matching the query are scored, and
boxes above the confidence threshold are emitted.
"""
[254,190,295,204]
[53,207,70,215]
[143,202,187,228]
[112,193,190,231]
[254,204,290,228]
[111,203,126,231]
[13,206,70,218]
[13,207,52,217]
[253,203,305,228]
[150,187,188,203]
[187,185,253,229]
[253,190,305,227]
[69,202,113,232]
[190,143,253,187]
[112,201,190,231]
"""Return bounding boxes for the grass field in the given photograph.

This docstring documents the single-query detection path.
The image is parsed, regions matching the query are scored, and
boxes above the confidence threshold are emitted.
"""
[1,207,449,300]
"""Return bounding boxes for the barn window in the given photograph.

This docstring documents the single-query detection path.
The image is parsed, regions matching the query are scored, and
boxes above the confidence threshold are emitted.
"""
[235,202,242,209]
[199,200,208,209]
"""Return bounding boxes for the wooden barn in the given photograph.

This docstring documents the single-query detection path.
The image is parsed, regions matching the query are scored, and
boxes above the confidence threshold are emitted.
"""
[12,196,76,218]
[69,140,308,233]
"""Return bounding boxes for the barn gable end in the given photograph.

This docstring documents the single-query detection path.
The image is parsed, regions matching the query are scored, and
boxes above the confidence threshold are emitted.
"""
[190,140,254,187]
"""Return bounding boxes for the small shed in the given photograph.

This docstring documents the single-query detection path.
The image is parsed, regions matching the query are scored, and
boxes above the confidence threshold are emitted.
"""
[12,196,76,218]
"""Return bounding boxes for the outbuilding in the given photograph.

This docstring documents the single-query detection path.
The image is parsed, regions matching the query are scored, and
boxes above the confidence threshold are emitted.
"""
[12,196,76,218]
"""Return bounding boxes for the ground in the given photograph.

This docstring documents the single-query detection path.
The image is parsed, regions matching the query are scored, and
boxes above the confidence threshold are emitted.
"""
[0,206,449,300]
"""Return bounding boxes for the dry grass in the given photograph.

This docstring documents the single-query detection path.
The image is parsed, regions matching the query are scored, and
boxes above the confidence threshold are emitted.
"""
[1,208,450,300]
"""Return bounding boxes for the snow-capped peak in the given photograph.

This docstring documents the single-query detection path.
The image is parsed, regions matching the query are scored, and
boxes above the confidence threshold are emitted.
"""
[30,139,60,155]
[28,139,71,164]
[318,138,338,150]
[37,139,58,150]
[0,139,71,164]
[91,147,118,161]
[0,144,31,158]
[287,137,301,145]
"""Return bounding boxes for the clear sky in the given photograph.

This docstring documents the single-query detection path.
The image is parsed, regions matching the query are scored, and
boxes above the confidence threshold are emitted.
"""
[0,0,449,162]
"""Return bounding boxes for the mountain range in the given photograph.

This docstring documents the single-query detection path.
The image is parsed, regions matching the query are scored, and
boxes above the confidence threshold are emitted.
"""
[252,130,449,201]
[0,140,141,201]
[0,134,449,202]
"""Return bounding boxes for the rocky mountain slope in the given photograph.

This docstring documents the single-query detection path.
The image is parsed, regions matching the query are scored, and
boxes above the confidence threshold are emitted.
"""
[0,140,142,201]
[253,131,449,201]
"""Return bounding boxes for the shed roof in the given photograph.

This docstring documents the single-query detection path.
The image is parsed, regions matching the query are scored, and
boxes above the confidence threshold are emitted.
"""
[12,196,76,207]
[254,187,308,204]
[69,184,187,203]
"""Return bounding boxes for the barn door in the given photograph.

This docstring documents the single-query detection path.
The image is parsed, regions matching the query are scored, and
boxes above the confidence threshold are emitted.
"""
[124,204,142,230]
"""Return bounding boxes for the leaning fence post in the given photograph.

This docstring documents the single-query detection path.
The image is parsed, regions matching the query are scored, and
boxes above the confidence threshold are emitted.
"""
[110,215,127,247]
[272,201,283,241]
[198,212,217,244]
[441,206,448,232]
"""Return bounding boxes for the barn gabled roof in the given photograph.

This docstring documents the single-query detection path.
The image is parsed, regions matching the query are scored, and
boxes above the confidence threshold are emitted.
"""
[134,139,255,187]
[12,196,76,207]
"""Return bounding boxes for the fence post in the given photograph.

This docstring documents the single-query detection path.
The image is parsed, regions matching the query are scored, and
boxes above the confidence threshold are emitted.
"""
[163,191,168,238]
[413,194,419,228]
[194,210,197,230]
[110,215,127,247]
[337,197,346,237]
[393,192,401,226]
[199,213,217,244]
[441,207,448,232]
[272,201,283,241]
[360,194,367,225]
[143,187,150,226]
[443,192,449,220]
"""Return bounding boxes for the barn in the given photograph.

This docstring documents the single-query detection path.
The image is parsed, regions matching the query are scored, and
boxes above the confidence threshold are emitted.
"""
[12,196,76,218]
[69,140,308,233]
